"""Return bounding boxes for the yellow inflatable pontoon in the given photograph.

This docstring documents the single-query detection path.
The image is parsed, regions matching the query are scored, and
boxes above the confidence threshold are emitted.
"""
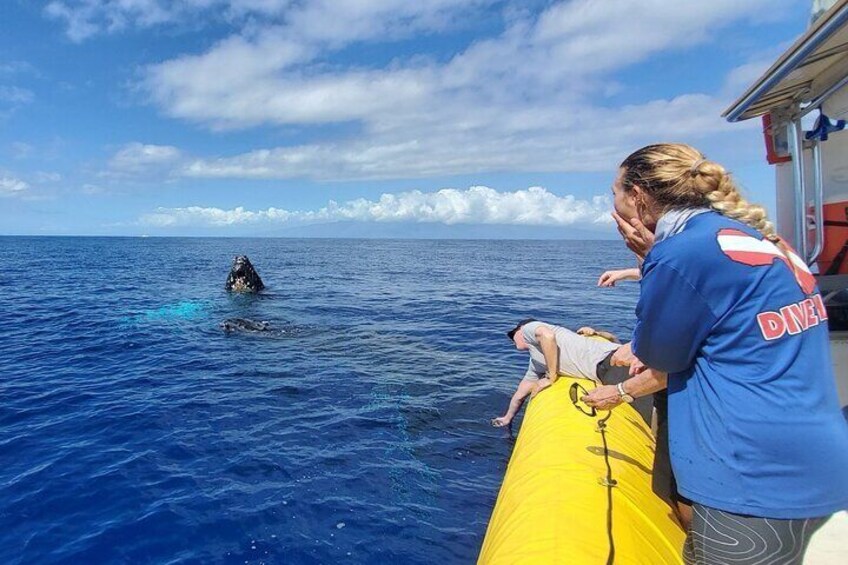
[478,377,685,564]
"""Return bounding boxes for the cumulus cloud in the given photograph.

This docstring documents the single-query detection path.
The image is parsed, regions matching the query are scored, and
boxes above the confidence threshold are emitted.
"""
[120,0,778,180]
[173,93,739,181]
[0,176,30,197]
[45,0,177,42]
[114,92,741,182]
[55,1,785,184]
[45,1,487,42]
[143,0,783,124]
[105,142,183,177]
[140,186,612,228]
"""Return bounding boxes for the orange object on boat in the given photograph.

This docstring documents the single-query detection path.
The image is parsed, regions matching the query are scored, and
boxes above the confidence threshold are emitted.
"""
[820,201,848,275]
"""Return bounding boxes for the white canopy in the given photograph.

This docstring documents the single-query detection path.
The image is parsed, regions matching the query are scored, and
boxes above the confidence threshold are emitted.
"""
[724,0,848,122]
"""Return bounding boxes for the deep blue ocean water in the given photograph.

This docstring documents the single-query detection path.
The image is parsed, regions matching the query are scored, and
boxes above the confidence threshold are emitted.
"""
[0,237,640,564]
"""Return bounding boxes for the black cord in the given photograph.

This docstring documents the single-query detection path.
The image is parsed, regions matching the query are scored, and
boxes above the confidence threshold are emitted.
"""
[570,383,616,564]
[569,382,597,417]
[598,413,616,565]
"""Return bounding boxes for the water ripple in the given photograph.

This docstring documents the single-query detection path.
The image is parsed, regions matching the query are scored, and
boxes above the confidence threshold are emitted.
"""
[0,236,639,564]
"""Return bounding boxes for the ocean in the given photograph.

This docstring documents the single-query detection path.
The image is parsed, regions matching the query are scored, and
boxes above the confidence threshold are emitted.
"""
[0,236,640,564]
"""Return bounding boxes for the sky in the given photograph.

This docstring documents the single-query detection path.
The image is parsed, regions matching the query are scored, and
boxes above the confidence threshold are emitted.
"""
[0,0,816,237]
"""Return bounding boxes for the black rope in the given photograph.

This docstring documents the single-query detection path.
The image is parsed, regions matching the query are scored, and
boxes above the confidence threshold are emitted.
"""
[825,238,848,276]
[570,382,616,565]
[569,381,597,417]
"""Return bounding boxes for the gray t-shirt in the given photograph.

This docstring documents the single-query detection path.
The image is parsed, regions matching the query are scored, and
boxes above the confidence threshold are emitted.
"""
[521,321,618,382]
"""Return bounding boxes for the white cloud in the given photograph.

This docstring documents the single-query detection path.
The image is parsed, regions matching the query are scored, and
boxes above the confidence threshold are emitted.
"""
[45,0,175,41]
[82,183,106,194]
[10,142,34,159]
[143,0,785,124]
[127,92,738,182]
[105,142,182,176]
[720,47,796,102]
[0,71,35,117]
[0,61,35,75]
[0,176,30,197]
[125,0,783,180]
[140,186,612,227]
[0,86,34,105]
[45,1,486,42]
[33,171,63,183]
[0,61,37,117]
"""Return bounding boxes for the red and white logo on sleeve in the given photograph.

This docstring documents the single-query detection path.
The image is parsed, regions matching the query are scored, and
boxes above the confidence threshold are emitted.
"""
[716,228,816,294]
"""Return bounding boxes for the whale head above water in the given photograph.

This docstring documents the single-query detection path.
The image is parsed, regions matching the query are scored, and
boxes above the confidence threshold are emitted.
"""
[225,255,265,293]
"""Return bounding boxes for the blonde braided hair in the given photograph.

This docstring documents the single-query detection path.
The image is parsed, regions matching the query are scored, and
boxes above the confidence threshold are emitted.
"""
[620,143,778,242]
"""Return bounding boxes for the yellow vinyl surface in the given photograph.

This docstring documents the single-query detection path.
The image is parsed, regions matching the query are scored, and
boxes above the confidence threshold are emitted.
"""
[478,377,685,565]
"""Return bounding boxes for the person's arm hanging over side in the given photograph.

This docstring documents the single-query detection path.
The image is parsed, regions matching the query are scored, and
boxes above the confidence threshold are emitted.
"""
[491,379,536,427]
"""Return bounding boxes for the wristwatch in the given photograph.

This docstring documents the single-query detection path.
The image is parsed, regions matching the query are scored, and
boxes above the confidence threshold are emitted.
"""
[616,382,634,403]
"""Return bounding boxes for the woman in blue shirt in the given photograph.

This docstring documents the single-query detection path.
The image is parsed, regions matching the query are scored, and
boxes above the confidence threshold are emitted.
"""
[610,143,848,564]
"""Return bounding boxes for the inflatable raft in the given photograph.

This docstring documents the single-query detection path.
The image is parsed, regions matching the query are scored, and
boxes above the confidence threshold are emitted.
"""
[478,376,685,564]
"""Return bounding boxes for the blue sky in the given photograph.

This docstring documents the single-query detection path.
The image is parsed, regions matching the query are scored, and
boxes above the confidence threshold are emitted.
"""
[0,0,814,237]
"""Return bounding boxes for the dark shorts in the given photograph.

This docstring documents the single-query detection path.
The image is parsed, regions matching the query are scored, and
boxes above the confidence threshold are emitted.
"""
[594,357,688,509]
[652,390,691,507]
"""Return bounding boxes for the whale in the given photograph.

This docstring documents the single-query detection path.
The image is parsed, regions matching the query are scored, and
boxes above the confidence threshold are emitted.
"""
[225,255,265,293]
[220,318,272,333]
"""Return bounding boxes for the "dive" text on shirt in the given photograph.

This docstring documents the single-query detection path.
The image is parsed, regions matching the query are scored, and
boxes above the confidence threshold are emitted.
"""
[756,295,829,341]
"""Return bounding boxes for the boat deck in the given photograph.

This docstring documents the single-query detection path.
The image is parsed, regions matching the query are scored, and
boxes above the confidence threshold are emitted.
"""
[805,510,848,563]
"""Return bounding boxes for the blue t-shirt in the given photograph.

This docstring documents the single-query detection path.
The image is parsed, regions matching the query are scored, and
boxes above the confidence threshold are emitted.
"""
[632,211,848,518]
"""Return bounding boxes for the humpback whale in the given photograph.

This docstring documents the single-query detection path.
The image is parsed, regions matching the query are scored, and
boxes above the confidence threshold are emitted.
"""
[220,318,272,333]
[225,255,265,292]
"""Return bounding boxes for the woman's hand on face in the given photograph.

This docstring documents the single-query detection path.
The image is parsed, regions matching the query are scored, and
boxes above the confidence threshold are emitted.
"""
[612,212,655,259]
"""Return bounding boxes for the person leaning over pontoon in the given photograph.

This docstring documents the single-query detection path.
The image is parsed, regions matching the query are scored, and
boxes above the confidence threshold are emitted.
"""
[491,319,653,428]
[594,142,848,565]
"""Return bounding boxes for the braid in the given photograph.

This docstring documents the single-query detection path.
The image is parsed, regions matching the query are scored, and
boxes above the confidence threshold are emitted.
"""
[692,161,777,240]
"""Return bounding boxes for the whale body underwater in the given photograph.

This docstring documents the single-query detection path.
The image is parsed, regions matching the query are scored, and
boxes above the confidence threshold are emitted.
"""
[220,318,273,333]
